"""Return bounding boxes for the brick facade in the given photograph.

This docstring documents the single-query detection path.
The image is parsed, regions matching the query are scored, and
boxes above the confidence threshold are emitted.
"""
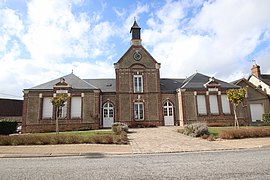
[22,21,249,132]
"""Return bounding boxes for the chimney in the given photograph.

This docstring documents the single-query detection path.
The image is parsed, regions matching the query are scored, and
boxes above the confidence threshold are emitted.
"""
[251,64,261,78]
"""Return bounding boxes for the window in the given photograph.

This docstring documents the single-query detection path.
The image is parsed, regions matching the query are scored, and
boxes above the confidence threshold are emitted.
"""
[71,97,81,118]
[163,101,173,116]
[57,102,67,118]
[134,102,144,120]
[209,95,219,114]
[134,75,143,93]
[103,102,114,118]
[42,97,53,119]
[197,95,207,115]
[221,95,230,114]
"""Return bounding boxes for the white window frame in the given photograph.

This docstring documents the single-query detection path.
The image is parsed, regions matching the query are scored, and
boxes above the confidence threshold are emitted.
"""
[134,75,143,93]
[209,95,219,114]
[197,95,207,115]
[57,102,67,118]
[221,95,231,114]
[71,97,82,118]
[134,102,144,120]
[42,97,53,119]
[103,102,114,118]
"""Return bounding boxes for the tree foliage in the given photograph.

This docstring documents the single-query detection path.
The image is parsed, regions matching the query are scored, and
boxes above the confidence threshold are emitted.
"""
[226,88,246,128]
[51,93,68,107]
[50,93,68,134]
[226,88,246,106]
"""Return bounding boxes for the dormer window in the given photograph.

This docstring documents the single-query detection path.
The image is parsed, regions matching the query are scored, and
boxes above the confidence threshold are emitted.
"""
[134,75,143,93]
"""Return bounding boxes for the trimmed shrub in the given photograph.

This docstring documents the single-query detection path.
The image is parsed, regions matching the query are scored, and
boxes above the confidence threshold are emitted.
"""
[112,122,128,133]
[219,127,270,139]
[0,132,128,145]
[182,123,209,137]
[113,131,128,144]
[0,120,18,135]
[263,113,270,125]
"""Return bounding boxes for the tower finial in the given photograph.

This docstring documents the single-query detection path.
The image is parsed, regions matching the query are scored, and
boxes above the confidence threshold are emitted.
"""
[130,19,141,46]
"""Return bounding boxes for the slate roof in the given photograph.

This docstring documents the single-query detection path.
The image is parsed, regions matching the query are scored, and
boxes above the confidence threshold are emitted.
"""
[260,74,270,86]
[84,79,116,92]
[29,73,98,90]
[160,78,185,92]
[130,20,141,31]
[180,73,238,89]
[27,72,237,93]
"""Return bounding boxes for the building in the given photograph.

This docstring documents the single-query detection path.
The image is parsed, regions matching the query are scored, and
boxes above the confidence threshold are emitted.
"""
[233,78,269,124]
[249,63,270,95]
[0,98,23,123]
[22,21,243,132]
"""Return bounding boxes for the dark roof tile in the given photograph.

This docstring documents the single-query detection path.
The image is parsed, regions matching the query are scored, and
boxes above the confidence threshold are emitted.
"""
[29,73,97,90]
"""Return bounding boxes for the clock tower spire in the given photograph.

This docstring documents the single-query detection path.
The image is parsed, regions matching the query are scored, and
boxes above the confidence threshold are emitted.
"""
[130,19,141,46]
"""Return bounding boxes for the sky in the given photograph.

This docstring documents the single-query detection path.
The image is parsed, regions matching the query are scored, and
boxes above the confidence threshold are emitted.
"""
[1,0,270,99]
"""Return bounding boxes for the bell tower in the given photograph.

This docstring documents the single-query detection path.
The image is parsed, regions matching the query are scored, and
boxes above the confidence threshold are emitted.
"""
[130,20,141,46]
[114,20,162,127]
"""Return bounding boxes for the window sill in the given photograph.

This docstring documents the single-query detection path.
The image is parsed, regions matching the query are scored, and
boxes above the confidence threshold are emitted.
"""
[198,114,208,116]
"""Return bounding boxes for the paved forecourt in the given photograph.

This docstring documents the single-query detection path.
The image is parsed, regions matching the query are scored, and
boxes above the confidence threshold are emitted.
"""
[1,126,270,157]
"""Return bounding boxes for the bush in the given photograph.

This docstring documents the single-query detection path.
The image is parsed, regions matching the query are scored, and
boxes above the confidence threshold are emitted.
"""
[263,113,270,125]
[0,120,18,135]
[219,127,270,139]
[112,122,128,133]
[182,123,209,137]
[0,132,128,145]
[113,131,128,144]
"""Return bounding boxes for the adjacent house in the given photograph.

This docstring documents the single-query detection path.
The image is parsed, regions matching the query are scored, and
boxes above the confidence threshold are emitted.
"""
[22,21,244,132]
[233,78,270,124]
[248,64,270,95]
[0,98,23,123]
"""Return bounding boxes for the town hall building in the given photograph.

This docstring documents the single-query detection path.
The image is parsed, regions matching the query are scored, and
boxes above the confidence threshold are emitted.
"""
[22,21,243,132]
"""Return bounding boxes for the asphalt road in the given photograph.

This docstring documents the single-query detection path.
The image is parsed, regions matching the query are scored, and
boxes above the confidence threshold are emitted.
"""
[1,148,270,180]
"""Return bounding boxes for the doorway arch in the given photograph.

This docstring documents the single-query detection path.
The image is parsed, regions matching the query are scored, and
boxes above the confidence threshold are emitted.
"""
[103,102,114,128]
[163,101,174,126]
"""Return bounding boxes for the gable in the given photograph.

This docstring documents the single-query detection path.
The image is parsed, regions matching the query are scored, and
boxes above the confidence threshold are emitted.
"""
[180,73,238,90]
[115,46,160,69]
[234,78,269,99]
[28,73,98,90]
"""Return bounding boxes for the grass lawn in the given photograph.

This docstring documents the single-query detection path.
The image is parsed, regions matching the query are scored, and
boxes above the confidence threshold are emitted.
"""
[35,130,113,136]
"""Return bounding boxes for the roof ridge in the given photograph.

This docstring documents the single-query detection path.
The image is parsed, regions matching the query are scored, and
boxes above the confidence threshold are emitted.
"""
[65,73,98,89]
[180,72,199,88]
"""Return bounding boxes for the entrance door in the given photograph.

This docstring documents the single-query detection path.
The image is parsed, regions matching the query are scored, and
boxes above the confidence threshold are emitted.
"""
[103,102,114,128]
[250,104,264,122]
[164,101,174,126]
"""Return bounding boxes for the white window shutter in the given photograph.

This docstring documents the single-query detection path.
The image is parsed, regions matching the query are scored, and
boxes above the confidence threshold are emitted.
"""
[221,95,230,114]
[209,95,219,114]
[197,95,207,114]
[42,97,53,118]
[71,97,81,118]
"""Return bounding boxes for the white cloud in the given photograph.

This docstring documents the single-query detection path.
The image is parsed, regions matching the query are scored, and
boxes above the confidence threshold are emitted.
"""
[0,8,24,52]
[142,0,270,81]
[1,0,270,99]
[0,0,117,99]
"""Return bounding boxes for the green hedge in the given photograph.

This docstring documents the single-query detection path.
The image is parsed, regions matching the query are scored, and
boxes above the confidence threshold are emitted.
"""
[0,120,18,135]
[219,127,270,139]
[263,113,270,125]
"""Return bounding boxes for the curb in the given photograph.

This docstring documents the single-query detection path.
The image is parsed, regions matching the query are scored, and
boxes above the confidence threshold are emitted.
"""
[1,145,269,158]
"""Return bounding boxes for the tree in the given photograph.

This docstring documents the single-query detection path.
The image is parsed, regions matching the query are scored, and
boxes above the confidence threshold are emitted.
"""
[51,93,68,134]
[226,88,246,128]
